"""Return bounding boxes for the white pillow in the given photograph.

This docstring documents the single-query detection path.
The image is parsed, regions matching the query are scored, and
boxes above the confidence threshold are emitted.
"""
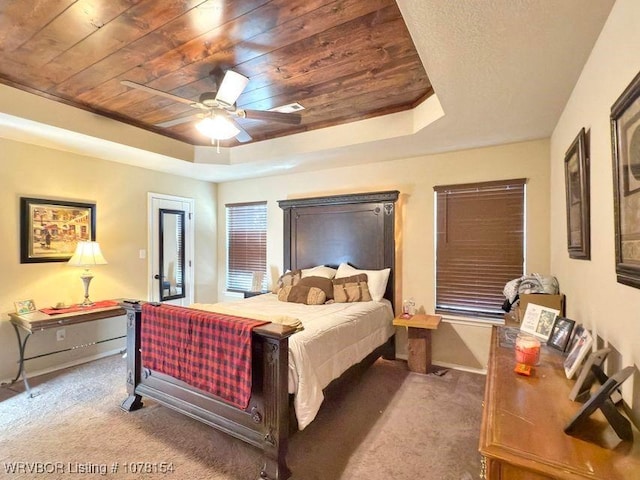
[335,263,390,302]
[301,265,337,279]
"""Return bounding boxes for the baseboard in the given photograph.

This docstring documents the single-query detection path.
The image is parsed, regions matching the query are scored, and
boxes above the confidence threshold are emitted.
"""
[0,348,124,386]
[393,354,487,375]
[432,361,487,375]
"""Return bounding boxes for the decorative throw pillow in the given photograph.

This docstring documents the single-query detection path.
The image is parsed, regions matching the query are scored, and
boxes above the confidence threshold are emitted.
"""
[298,276,334,300]
[273,269,302,293]
[335,263,390,302]
[332,274,372,303]
[278,285,326,305]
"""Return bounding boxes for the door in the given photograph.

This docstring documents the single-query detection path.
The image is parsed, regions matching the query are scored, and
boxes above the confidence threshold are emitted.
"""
[148,193,194,305]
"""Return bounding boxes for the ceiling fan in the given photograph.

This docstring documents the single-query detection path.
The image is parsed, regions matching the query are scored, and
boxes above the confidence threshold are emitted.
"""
[121,69,302,144]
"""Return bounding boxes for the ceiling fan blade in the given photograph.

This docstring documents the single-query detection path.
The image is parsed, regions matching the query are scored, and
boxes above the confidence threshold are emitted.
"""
[121,80,196,107]
[215,70,249,107]
[229,117,252,143]
[156,112,202,128]
[242,109,302,125]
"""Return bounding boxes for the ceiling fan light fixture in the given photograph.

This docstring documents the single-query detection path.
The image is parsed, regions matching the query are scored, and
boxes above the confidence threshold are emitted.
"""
[196,114,239,140]
[215,70,249,107]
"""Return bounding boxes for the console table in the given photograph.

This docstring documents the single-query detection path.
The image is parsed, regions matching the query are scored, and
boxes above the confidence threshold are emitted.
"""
[480,326,640,479]
[8,303,126,397]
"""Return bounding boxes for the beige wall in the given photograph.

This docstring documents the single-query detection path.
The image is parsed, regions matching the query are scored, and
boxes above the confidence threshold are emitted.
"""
[217,138,551,371]
[0,138,217,383]
[550,0,640,421]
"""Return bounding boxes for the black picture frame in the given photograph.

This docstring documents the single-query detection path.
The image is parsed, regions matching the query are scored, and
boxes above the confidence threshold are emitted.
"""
[564,128,590,260]
[564,366,634,442]
[611,70,640,288]
[568,348,612,402]
[547,316,575,352]
[20,197,96,263]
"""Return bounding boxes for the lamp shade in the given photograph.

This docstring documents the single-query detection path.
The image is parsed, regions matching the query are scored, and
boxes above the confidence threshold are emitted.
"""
[68,241,108,267]
[196,114,240,140]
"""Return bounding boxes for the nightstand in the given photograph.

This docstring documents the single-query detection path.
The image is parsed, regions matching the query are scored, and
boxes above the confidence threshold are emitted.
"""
[393,314,441,374]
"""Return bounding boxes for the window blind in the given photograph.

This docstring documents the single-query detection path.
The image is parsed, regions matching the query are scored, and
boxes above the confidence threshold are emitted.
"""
[226,202,267,292]
[434,179,525,318]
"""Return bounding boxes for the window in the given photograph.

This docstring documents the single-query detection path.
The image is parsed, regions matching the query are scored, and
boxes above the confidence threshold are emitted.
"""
[226,201,267,292]
[434,179,525,318]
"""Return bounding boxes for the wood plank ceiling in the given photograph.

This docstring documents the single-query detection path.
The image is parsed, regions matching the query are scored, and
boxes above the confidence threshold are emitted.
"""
[0,0,432,147]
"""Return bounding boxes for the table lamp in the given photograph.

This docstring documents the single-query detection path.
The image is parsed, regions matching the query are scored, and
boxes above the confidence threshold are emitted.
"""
[68,241,108,306]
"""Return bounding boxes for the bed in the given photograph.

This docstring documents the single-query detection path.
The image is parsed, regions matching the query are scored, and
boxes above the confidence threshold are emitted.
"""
[121,190,399,480]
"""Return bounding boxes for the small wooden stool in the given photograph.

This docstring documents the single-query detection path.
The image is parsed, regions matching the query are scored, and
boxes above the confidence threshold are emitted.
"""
[393,314,442,374]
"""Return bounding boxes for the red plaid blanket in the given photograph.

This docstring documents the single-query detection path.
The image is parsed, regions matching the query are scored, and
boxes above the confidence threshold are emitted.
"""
[141,303,268,409]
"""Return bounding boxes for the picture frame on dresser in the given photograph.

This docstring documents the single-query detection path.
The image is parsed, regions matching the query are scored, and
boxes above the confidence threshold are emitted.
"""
[20,197,96,263]
[547,316,575,352]
[564,366,635,442]
[611,69,640,288]
[520,303,559,341]
[564,127,590,260]
[563,327,593,379]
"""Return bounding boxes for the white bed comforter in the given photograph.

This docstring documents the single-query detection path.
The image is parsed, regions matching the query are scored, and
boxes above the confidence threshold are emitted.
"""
[192,294,394,430]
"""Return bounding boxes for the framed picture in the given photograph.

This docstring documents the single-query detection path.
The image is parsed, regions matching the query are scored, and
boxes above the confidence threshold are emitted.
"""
[565,366,634,442]
[563,327,593,379]
[564,128,590,260]
[20,197,96,263]
[568,348,612,402]
[547,316,576,352]
[14,299,36,315]
[520,303,559,341]
[611,70,640,288]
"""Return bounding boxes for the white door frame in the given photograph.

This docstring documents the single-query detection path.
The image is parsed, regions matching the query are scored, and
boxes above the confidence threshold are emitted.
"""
[148,192,195,305]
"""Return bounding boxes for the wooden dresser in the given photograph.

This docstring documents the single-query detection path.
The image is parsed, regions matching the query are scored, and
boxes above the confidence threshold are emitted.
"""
[479,326,640,479]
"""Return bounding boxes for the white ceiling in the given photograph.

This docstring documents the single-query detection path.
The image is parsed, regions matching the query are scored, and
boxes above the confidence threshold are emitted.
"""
[0,0,615,183]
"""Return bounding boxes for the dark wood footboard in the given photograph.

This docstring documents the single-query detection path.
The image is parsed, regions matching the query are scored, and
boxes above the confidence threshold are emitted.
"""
[120,300,296,480]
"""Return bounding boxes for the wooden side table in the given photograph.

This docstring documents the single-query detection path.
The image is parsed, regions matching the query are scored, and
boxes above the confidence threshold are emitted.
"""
[393,314,441,374]
[8,303,126,397]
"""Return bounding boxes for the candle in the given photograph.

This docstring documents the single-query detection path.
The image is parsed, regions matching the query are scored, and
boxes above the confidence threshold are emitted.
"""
[515,333,541,366]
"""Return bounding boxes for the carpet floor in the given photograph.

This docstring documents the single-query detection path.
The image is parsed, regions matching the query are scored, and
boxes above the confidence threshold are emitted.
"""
[0,355,485,479]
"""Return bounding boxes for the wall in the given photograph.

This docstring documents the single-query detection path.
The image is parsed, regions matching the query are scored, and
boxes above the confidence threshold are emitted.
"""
[217,139,551,371]
[550,0,640,422]
[0,138,217,383]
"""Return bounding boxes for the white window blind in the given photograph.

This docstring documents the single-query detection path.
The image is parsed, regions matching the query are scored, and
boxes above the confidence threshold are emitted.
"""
[226,201,267,292]
[434,179,525,318]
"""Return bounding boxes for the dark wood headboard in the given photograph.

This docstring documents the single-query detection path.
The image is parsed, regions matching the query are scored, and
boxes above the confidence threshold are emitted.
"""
[278,191,399,307]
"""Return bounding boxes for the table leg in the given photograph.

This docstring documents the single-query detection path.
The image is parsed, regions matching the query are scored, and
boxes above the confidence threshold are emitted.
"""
[11,323,33,397]
[407,327,433,374]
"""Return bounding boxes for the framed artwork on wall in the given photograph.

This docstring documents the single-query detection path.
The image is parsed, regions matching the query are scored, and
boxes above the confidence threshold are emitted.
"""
[611,69,640,288]
[564,127,590,260]
[20,197,96,263]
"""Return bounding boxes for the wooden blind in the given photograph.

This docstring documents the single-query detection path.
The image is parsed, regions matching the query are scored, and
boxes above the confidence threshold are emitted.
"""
[226,201,267,292]
[434,179,525,318]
